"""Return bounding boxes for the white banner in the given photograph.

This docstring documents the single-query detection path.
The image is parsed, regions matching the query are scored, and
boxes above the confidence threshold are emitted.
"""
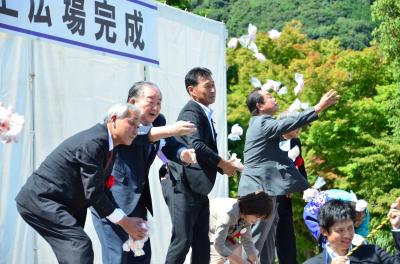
[0,0,159,66]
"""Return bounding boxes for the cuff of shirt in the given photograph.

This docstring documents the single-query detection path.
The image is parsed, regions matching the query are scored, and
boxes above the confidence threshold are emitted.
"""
[392,228,400,232]
[106,208,126,224]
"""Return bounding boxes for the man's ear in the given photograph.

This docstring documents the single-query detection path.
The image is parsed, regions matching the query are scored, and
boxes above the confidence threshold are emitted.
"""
[188,86,196,99]
[256,102,263,112]
[128,98,136,104]
[111,115,117,127]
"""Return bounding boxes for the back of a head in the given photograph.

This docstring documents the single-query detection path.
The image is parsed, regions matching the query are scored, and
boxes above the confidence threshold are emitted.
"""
[126,81,159,102]
[185,67,212,92]
[104,103,141,122]
[246,88,264,116]
[238,191,273,219]
[318,199,356,232]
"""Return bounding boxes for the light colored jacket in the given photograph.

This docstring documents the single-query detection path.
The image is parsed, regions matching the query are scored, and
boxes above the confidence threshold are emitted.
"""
[209,198,257,257]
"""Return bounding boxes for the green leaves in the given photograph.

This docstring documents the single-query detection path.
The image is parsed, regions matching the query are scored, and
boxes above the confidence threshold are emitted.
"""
[372,0,400,80]
[226,20,400,260]
[189,0,374,50]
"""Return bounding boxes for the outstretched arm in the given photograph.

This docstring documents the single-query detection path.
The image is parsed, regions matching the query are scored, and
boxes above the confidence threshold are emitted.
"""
[148,121,196,142]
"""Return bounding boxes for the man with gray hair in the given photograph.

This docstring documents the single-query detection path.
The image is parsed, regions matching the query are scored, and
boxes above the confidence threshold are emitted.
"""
[16,103,147,264]
[92,81,197,264]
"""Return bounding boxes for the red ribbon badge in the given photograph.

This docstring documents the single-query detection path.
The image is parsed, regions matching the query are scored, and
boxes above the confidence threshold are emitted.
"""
[105,175,115,189]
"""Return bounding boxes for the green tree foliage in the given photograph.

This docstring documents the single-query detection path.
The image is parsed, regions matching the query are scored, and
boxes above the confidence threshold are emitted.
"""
[226,21,400,261]
[156,0,190,9]
[370,1,400,249]
[188,0,374,50]
[372,0,400,143]
[372,0,400,74]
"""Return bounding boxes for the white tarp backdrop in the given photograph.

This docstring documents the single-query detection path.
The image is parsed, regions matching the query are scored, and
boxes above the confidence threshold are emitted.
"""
[0,3,228,264]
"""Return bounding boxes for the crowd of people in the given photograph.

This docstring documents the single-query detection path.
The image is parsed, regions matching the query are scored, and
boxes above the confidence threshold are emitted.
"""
[15,67,400,264]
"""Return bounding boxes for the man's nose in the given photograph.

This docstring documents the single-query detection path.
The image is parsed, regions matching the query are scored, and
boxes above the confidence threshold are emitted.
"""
[345,231,354,237]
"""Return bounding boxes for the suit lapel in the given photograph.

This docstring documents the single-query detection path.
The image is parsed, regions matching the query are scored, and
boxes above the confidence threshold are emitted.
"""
[189,100,217,148]
[98,123,113,170]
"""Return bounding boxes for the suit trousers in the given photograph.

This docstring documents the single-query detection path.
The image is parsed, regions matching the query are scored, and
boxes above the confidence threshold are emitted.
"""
[92,203,151,264]
[251,196,278,264]
[16,202,94,264]
[276,195,297,264]
[161,177,210,264]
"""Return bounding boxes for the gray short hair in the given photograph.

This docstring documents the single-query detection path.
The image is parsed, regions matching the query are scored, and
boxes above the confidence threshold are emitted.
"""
[104,103,141,122]
[127,81,162,102]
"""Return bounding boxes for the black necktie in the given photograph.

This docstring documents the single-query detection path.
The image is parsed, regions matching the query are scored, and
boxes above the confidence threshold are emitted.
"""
[210,118,217,141]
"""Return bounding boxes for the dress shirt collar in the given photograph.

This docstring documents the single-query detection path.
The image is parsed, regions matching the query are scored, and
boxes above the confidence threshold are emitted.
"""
[107,126,114,151]
[138,122,164,151]
[325,243,351,264]
[193,100,216,140]
[138,123,153,135]
[194,100,214,120]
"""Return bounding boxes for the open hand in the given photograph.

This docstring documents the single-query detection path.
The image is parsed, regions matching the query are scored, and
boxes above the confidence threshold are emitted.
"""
[248,254,259,264]
[218,159,237,177]
[118,217,147,241]
[388,198,400,229]
[314,89,340,114]
[180,148,197,164]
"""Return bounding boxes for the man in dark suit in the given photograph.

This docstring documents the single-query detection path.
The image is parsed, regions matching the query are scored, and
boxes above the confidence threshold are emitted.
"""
[304,199,400,264]
[238,88,339,263]
[162,67,238,264]
[92,81,197,264]
[276,127,307,264]
[15,103,148,264]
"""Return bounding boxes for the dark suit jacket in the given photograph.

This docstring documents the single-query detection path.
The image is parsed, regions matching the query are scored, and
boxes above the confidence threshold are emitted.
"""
[238,109,318,197]
[110,114,185,216]
[16,123,117,226]
[168,100,221,195]
[304,232,400,264]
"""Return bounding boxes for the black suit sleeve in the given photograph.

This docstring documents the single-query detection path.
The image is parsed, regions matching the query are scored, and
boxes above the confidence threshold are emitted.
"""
[394,231,400,252]
[386,231,400,263]
[153,114,186,163]
[350,233,400,263]
[76,142,117,218]
[178,108,221,169]
[371,241,400,263]
[153,114,167,127]
[162,136,186,164]
[132,134,151,146]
